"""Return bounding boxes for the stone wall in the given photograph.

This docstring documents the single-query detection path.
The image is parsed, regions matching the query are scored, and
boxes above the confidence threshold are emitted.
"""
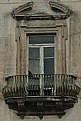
[0,0,81,121]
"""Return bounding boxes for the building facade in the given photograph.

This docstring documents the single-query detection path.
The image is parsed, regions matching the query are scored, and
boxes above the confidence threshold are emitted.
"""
[0,0,81,121]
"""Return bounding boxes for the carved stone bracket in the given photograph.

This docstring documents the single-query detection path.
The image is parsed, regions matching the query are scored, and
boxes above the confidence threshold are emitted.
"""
[5,97,77,119]
[17,100,26,119]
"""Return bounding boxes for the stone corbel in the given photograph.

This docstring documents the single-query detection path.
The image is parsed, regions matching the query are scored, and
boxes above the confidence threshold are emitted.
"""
[17,100,25,119]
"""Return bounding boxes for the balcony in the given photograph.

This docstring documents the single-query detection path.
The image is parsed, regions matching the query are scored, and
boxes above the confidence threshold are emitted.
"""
[2,74,80,119]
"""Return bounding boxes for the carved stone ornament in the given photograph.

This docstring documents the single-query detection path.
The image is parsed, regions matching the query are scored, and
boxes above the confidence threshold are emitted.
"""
[3,74,80,119]
[12,1,71,20]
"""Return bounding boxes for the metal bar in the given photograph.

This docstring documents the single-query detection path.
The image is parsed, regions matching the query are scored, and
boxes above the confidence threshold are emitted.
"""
[3,74,80,98]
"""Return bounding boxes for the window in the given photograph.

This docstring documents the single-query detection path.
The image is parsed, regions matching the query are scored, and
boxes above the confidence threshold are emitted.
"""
[27,34,56,75]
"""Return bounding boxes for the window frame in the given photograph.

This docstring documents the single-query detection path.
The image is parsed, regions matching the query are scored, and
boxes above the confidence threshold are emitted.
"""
[27,34,56,75]
[16,24,67,75]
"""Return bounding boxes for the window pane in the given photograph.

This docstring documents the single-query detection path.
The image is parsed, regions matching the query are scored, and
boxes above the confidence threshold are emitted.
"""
[29,48,39,59]
[44,47,54,57]
[44,58,54,75]
[29,35,54,44]
[29,59,40,74]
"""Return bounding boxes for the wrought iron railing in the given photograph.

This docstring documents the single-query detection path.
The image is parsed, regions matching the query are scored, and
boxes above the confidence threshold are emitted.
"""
[2,74,80,99]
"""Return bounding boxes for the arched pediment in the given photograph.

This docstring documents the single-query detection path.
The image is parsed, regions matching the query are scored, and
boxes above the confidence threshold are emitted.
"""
[12,2,33,16]
[12,1,71,20]
[49,1,70,16]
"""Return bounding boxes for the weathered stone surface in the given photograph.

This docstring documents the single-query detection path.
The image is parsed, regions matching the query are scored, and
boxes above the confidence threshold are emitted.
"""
[0,0,81,121]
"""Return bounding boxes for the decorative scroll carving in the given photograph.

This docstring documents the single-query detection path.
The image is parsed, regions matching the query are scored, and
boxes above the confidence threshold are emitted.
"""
[12,2,33,17]
[49,1,71,18]
[12,1,71,20]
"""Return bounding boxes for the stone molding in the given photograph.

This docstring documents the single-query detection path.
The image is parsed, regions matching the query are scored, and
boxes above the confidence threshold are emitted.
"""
[12,1,71,20]
[49,1,71,18]
[12,2,33,15]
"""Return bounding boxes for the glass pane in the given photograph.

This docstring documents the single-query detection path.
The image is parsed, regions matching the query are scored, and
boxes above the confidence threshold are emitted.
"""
[44,47,54,57]
[29,59,40,74]
[29,48,39,59]
[29,35,54,44]
[44,58,54,75]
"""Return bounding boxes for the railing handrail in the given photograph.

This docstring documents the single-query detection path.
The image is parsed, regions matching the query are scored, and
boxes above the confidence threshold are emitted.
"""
[5,74,77,81]
[2,74,80,100]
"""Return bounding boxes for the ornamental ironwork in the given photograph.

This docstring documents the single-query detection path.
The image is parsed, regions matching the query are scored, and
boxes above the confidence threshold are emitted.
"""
[2,74,80,119]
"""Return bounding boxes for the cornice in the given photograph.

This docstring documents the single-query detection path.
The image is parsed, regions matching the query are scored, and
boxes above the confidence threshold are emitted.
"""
[12,1,71,20]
